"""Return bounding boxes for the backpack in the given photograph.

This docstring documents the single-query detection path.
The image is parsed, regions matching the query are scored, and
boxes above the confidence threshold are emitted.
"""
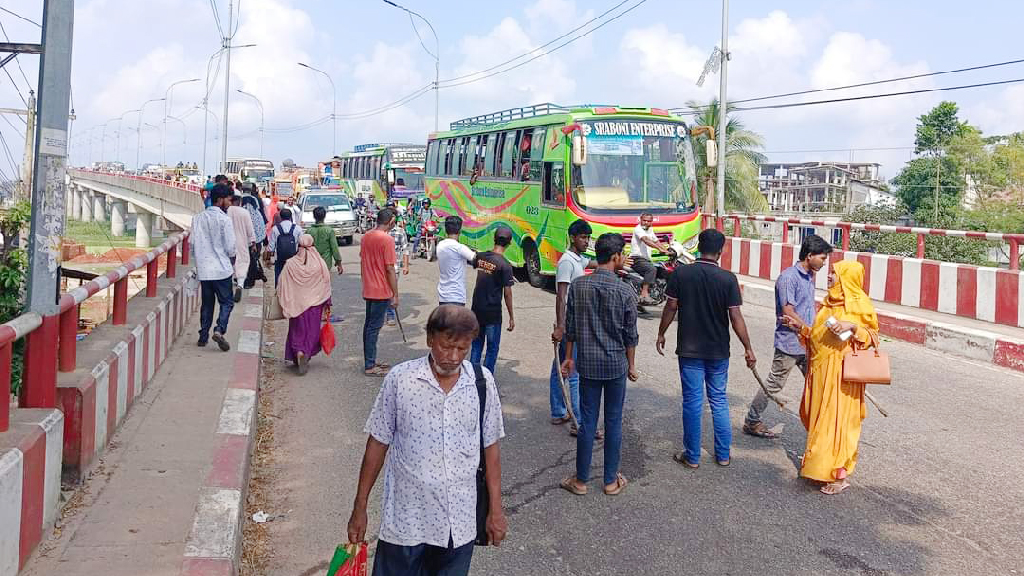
[275,223,298,261]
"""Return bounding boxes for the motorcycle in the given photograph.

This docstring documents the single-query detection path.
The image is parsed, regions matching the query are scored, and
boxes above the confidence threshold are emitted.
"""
[418,219,438,260]
[620,241,693,311]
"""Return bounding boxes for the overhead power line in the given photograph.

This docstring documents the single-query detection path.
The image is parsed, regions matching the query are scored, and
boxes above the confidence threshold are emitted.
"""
[732,56,1024,105]
[731,76,1024,112]
[0,7,41,27]
[437,0,648,89]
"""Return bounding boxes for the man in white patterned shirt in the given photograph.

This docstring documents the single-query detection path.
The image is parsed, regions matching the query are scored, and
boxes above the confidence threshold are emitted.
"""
[190,184,237,351]
[348,305,507,576]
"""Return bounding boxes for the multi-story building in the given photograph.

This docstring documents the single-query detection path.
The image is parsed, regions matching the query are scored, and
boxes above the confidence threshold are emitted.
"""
[758,161,895,214]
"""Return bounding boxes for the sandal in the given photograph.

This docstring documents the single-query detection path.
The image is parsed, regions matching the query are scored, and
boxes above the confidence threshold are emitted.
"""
[673,451,699,469]
[364,365,389,377]
[560,476,587,496]
[551,415,571,425]
[820,479,850,495]
[742,422,778,439]
[603,473,628,496]
[569,425,603,440]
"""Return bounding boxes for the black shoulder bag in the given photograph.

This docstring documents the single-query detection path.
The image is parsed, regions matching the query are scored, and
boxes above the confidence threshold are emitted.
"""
[472,363,490,546]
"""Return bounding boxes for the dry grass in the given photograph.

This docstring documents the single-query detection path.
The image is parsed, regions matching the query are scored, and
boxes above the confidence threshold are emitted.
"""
[240,310,281,576]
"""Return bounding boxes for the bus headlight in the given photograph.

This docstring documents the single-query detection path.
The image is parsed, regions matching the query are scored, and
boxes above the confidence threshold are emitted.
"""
[682,236,698,252]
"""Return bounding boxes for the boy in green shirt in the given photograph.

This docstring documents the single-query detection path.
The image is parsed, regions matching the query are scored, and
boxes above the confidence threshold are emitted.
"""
[308,206,344,274]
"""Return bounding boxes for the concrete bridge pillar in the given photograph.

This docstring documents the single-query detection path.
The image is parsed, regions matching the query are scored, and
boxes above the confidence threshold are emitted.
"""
[71,184,82,221]
[110,200,127,236]
[66,184,75,219]
[135,210,153,248]
[80,189,93,221]
[92,192,107,222]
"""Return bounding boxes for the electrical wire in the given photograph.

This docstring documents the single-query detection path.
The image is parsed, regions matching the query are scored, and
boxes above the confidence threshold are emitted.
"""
[208,0,225,38]
[0,7,40,27]
[437,0,648,89]
[0,20,34,92]
[407,12,436,60]
[730,77,1024,113]
[731,57,1024,106]
[438,0,632,83]
[0,130,20,178]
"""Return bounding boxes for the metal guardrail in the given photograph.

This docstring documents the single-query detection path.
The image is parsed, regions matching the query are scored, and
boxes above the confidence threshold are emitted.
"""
[449,103,573,129]
[707,214,1023,270]
[0,231,190,432]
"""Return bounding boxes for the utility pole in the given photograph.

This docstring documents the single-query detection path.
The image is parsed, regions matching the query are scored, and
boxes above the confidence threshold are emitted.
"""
[23,0,74,408]
[19,91,36,201]
[934,150,941,222]
[220,0,233,173]
[715,0,730,230]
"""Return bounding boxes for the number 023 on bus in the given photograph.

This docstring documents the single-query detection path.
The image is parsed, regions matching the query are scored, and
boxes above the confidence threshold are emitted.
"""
[425,104,702,287]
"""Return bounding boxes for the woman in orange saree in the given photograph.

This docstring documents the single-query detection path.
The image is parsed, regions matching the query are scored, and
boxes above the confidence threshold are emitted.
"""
[781,260,878,495]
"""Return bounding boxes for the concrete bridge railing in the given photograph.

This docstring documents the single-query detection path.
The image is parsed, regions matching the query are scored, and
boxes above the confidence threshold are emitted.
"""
[66,169,205,246]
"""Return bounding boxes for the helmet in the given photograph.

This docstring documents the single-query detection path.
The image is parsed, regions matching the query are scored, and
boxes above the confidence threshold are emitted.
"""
[423,198,431,207]
[385,199,397,208]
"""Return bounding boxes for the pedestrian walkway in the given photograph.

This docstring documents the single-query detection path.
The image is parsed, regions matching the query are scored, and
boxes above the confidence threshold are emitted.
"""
[21,289,263,576]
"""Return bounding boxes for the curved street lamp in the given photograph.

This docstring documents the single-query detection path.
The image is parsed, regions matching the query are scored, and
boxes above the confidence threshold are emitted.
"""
[236,89,264,158]
[163,78,200,165]
[298,62,336,155]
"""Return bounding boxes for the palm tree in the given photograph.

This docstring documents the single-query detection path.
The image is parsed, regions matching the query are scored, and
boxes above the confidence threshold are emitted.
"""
[686,98,769,214]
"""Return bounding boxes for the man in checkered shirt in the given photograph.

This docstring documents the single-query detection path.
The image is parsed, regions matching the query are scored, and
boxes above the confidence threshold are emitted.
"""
[385,204,410,326]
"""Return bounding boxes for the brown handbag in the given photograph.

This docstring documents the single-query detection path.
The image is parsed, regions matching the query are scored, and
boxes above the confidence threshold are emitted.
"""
[842,330,891,385]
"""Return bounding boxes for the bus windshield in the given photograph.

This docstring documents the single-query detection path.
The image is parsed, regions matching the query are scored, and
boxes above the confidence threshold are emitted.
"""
[573,120,698,214]
[243,169,274,182]
[394,169,424,191]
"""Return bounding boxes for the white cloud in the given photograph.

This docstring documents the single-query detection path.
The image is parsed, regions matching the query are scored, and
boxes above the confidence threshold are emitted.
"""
[966,85,1024,137]
[616,24,710,106]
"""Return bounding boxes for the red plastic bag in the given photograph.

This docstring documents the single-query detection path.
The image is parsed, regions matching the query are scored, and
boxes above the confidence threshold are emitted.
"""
[327,543,367,576]
[321,321,336,356]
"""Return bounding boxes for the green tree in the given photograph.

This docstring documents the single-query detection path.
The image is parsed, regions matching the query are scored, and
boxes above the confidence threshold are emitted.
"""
[890,155,963,219]
[914,100,967,154]
[0,201,30,394]
[686,98,769,214]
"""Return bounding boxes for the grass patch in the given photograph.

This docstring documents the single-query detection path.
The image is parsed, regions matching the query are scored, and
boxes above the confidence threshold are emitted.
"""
[66,220,160,252]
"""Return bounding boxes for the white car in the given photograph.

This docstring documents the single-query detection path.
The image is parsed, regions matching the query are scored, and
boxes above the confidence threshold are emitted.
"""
[298,190,358,245]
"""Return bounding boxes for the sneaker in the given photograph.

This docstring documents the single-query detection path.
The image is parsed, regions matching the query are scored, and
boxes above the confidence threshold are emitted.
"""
[197,338,208,347]
[211,331,231,352]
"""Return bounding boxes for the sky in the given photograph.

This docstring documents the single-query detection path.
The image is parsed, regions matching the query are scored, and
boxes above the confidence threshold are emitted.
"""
[2,0,1024,182]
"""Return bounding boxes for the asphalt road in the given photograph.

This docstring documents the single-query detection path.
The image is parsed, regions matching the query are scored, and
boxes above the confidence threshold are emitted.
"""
[254,238,1024,576]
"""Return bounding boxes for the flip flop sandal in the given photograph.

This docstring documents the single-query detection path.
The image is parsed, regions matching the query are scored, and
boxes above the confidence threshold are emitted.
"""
[742,423,778,439]
[673,451,699,469]
[364,365,389,377]
[820,480,850,495]
[560,477,587,496]
[551,416,571,425]
[603,473,628,495]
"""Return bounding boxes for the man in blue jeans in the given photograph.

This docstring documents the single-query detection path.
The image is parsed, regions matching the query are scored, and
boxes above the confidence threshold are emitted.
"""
[469,226,515,374]
[190,184,237,351]
[360,209,399,377]
[550,219,596,436]
[559,233,638,497]
[656,229,756,468]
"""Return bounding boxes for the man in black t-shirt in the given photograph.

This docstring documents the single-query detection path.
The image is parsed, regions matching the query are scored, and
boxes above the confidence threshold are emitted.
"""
[470,226,516,375]
[656,229,756,469]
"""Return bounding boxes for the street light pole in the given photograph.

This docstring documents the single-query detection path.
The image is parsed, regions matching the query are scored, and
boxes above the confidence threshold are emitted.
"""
[382,0,439,131]
[100,117,117,162]
[220,0,234,172]
[715,0,730,228]
[136,97,165,170]
[298,62,336,155]
[116,108,140,164]
[236,89,264,158]
[163,78,200,166]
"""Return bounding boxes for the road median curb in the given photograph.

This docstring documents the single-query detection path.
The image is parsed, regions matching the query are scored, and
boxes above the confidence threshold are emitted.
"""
[180,290,264,576]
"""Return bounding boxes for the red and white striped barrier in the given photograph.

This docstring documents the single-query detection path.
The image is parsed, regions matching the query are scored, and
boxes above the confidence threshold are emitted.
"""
[58,279,199,483]
[0,409,63,576]
[720,237,1024,329]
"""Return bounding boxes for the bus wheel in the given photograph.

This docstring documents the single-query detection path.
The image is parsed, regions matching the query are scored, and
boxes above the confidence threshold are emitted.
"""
[523,241,546,288]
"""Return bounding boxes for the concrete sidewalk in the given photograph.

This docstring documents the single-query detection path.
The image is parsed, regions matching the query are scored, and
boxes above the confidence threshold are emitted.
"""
[22,288,263,576]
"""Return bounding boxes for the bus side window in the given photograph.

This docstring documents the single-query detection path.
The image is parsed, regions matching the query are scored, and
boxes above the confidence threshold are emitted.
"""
[443,139,454,176]
[483,134,496,177]
[543,162,565,206]
[494,132,505,177]
[426,141,439,176]
[518,130,532,181]
[500,131,516,179]
[460,137,474,177]
[474,135,488,177]
[529,127,546,182]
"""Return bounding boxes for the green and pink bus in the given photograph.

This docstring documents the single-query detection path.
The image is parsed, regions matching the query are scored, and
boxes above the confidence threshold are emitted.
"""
[425,104,702,286]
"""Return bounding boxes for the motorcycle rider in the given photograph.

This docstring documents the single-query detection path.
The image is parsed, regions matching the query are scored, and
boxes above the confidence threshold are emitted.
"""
[630,213,669,309]
[412,197,437,258]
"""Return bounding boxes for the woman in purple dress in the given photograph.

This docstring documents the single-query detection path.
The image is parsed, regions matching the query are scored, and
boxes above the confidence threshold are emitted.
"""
[277,234,332,375]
